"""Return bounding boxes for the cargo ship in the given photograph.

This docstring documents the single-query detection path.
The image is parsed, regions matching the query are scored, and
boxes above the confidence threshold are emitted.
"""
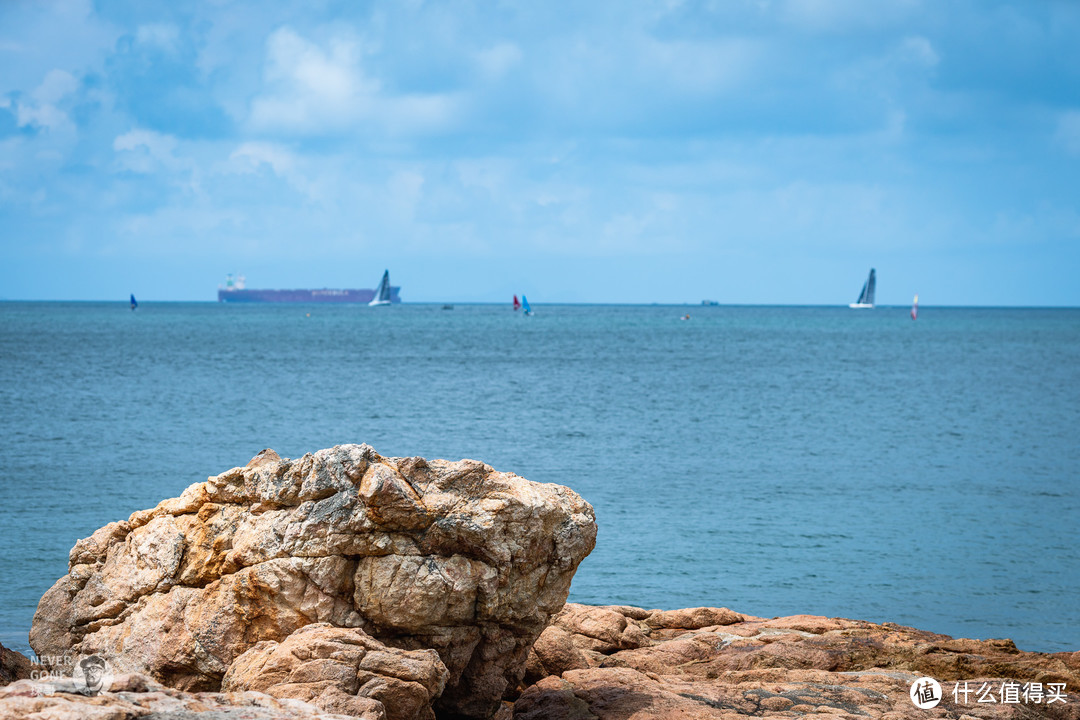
[217,273,402,304]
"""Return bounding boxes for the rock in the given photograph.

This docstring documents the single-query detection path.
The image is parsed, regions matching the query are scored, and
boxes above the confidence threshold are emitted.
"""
[30,444,596,719]
[222,622,447,720]
[516,605,1080,719]
[0,675,360,719]
[549,604,651,654]
[644,606,743,630]
[0,643,37,686]
[528,626,590,681]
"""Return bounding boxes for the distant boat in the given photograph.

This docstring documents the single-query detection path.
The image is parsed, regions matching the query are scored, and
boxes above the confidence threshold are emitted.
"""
[701,300,718,306]
[849,268,876,308]
[442,304,454,310]
[130,294,138,311]
[911,294,919,320]
[521,295,533,316]
[368,270,393,307]
[513,295,521,311]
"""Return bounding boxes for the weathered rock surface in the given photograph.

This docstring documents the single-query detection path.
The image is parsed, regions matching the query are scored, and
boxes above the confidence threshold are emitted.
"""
[0,643,36,686]
[516,604,1080,719]
[222,622,448,720]
[0,673,361,719]
[30,444,596,719]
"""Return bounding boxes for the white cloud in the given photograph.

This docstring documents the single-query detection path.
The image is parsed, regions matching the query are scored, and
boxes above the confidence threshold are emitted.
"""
[0,0,118,101]
[227,141,329,203]
[229,141,296,175]
[248,26,459,136]
[248,27,373,132]
[13,69,79,132]
[15,103,69,132]
[32,69,78,104]
[113,129,186,174]
[640,37,761,95]
[115,205,246,244]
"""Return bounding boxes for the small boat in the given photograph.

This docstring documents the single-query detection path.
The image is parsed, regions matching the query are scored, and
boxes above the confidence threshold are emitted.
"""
[521,295,533,316]
[849,268,876,308]
[701,300,718,306]
[910,294,919,320]
[442,304,454,310]
[513,295,521,311]
[368,270,393,307]
[130,294,138,311]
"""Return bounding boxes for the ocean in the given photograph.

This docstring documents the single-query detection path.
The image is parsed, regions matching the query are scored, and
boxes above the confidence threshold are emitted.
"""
[1,302,1078,655]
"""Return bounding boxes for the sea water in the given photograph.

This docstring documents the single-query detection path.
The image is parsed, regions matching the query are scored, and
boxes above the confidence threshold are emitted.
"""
[1,302,1077,655]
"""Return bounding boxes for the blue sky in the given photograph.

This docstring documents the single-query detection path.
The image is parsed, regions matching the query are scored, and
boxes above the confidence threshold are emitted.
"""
[1,0,1078,304]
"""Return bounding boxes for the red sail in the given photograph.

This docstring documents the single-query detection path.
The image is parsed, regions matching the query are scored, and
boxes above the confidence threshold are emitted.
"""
[513,295,521,311]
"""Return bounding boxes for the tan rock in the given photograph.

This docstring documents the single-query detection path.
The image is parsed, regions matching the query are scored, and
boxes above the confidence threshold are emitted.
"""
[550,604,651,654]
[516,606,1080,719]
[222,623,446,720]
[529,626,590,680]
[30,444,596,719]
[0,675,360,719]
[644,606,743,630]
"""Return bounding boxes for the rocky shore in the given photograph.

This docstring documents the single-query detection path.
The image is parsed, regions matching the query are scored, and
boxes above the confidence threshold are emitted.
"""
[516,603,1080,719]
[2,445,1076,719]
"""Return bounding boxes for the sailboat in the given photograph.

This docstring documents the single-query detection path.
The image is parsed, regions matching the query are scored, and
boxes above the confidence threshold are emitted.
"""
[521,295,533,316]
[368,270,392,307]
[910,294,919,320]
[130,294,138,311]
[513,295,521,311]
[849,268,876,308]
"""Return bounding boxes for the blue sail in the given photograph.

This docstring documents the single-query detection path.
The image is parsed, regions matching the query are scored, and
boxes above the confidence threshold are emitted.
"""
[521,295,533,315]
[130,294,138,310]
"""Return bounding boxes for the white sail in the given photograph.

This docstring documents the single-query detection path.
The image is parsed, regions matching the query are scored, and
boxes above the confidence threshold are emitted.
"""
[368,270,392,306]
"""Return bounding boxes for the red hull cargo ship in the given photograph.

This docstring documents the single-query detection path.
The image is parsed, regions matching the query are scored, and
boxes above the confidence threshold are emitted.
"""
[216,274,401,304]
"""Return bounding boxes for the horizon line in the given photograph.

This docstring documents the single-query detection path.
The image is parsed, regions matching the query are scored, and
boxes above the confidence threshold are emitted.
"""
[2,299,1078,310]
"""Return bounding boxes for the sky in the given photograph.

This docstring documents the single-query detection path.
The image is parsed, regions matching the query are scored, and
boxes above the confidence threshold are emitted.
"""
[1,0,1078,305]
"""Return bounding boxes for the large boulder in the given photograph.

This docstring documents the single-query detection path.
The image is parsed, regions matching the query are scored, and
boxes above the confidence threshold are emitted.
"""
[30,444,596,719]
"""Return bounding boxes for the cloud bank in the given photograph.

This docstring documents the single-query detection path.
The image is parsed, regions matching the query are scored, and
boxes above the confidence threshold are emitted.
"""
[0,0,1077,304]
